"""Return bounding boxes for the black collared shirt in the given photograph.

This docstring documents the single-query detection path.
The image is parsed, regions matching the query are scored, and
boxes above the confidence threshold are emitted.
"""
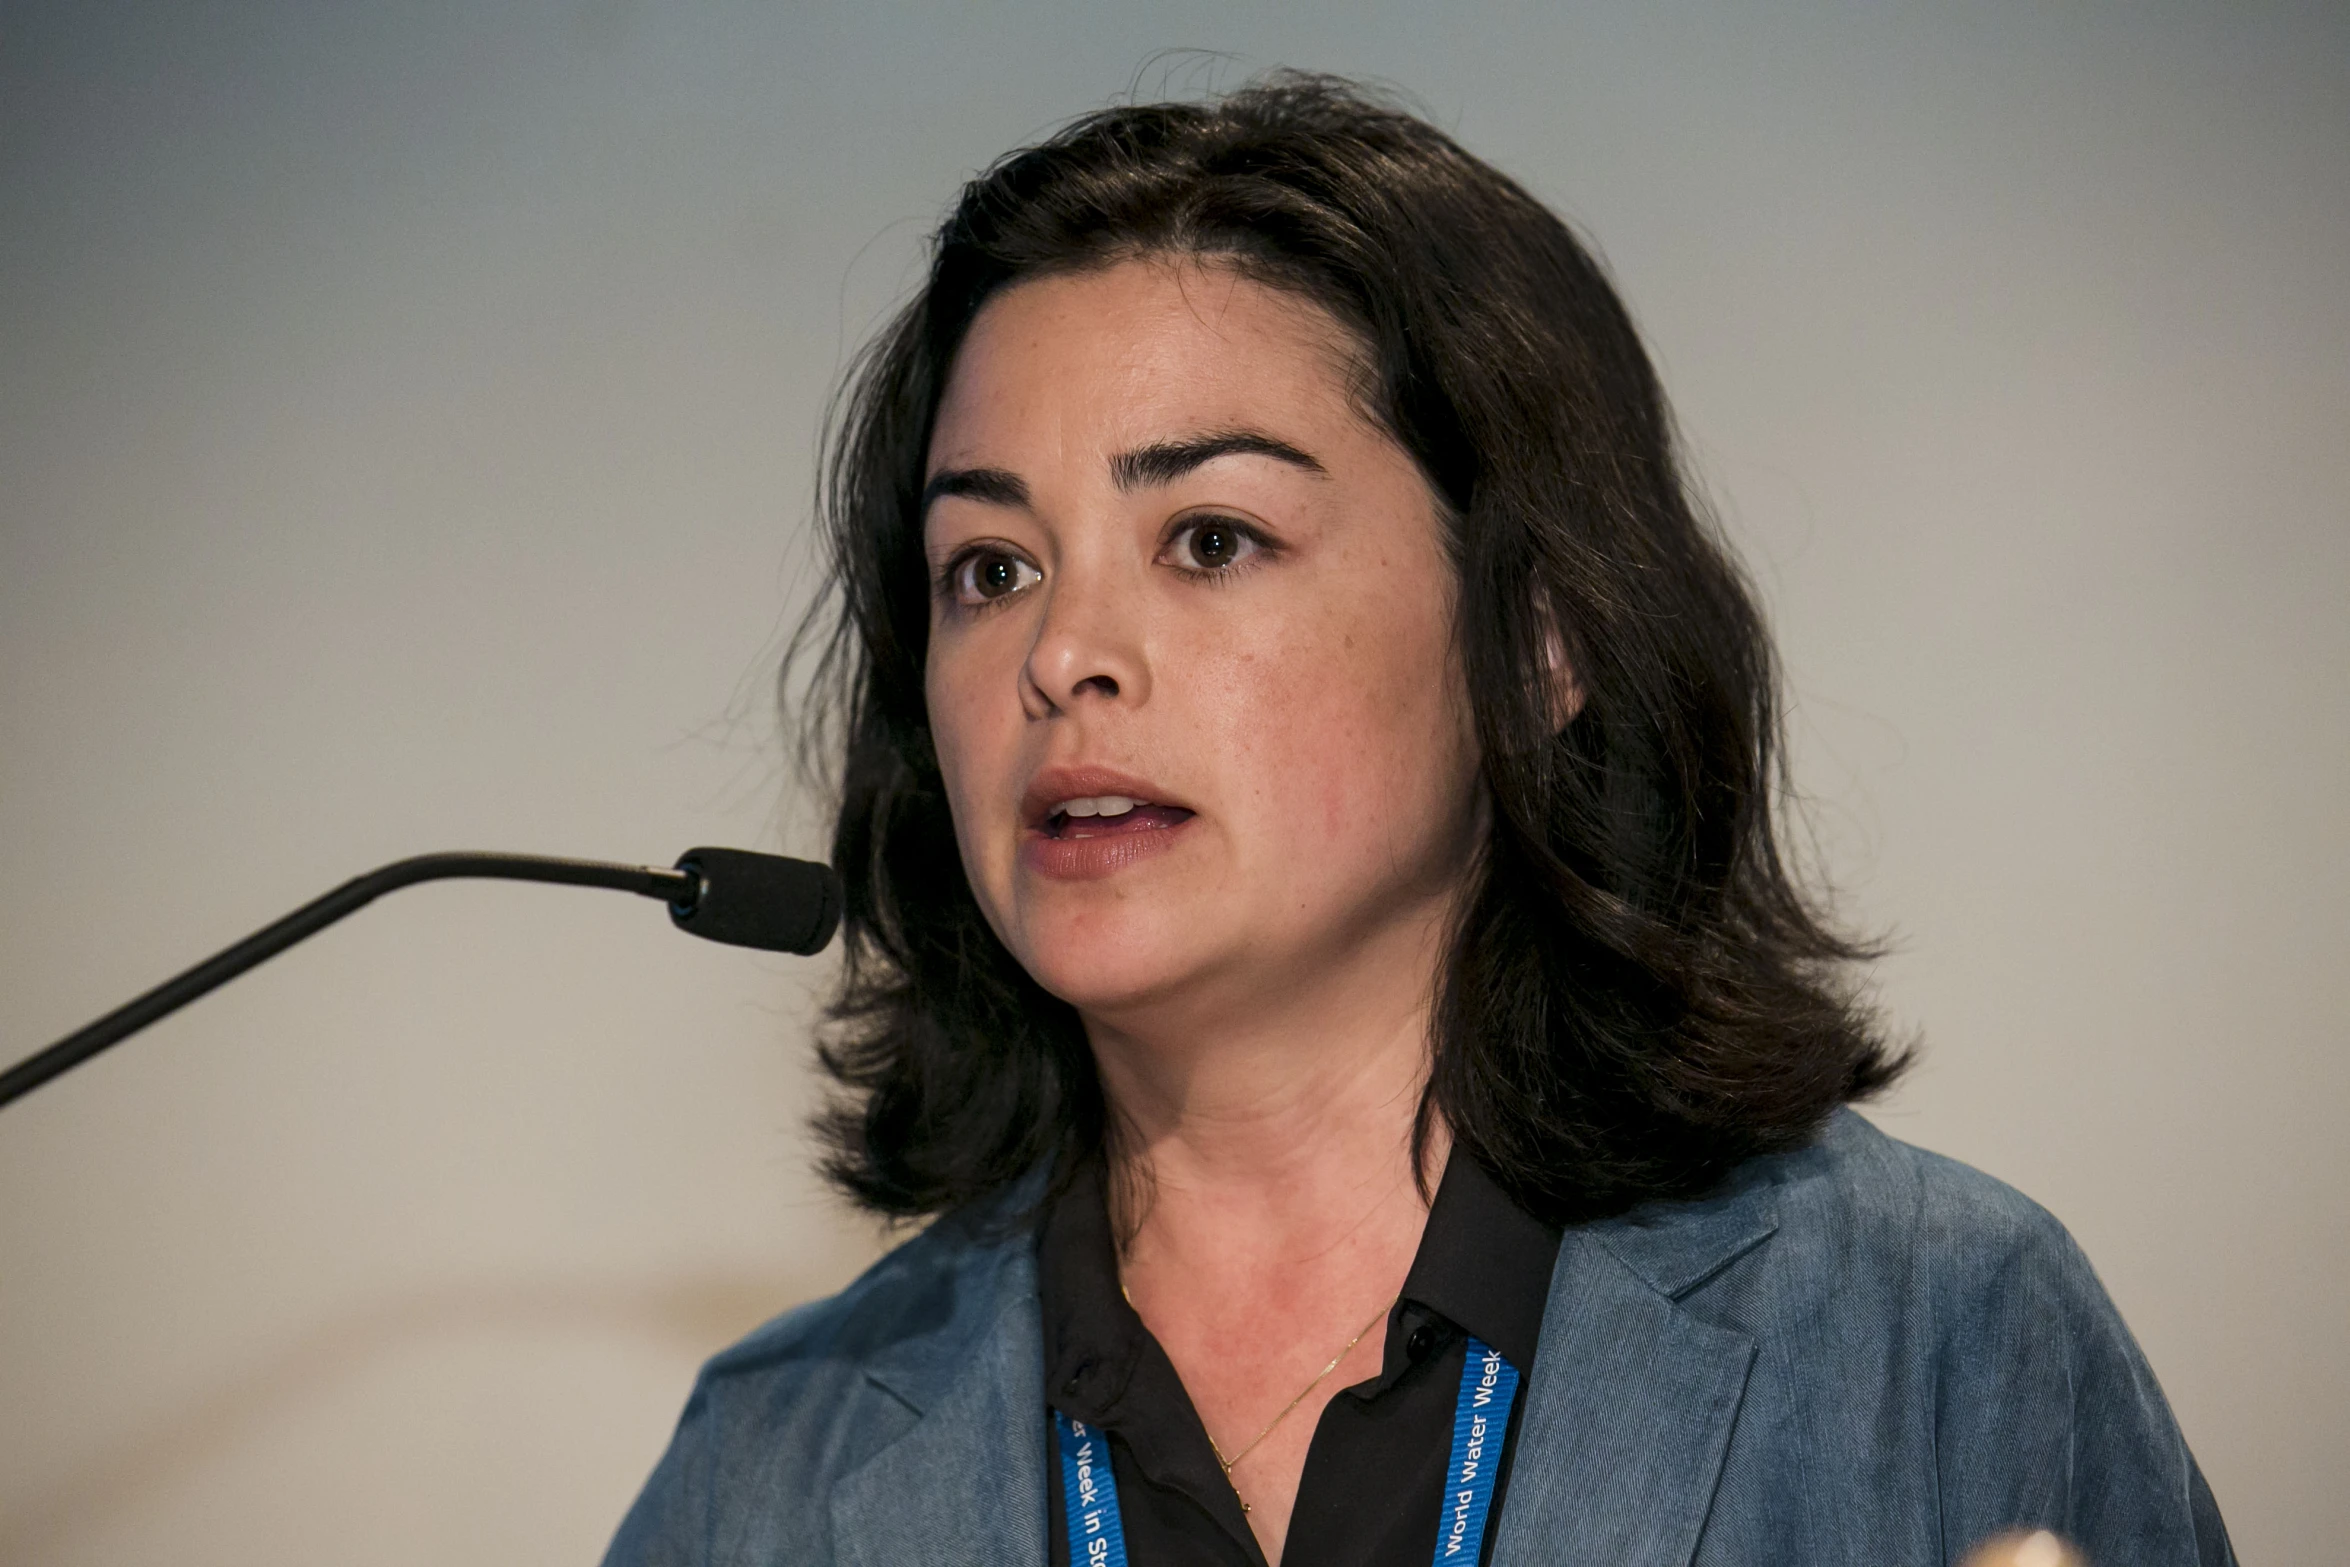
[1041,1151,1563,1567]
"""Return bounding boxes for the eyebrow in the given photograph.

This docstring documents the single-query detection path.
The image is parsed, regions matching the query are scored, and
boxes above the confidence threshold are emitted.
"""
[1109,429,1327,491]
[919,466,1030,515]
[919,428,1326,518]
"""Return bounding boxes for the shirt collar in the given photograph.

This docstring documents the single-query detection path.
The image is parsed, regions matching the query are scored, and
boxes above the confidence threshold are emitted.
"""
[1039,1142,1563,1413]
[1038,1154,1149,1421]
[1396,1145,1562,1373]
[1038,1155,1260,1549]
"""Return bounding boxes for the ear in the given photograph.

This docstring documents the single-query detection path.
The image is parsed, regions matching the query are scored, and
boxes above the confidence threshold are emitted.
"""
[1539,603,1586,732]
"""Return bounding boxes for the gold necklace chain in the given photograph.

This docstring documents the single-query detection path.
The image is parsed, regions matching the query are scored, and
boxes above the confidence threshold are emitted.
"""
[1121,1279,1396,1509]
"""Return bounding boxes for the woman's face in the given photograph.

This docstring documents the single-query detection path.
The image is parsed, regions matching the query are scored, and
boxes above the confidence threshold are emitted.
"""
[922,257,1484,1031]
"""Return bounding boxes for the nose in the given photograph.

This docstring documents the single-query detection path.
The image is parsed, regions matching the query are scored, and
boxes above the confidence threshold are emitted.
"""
[1021,563,1150,719]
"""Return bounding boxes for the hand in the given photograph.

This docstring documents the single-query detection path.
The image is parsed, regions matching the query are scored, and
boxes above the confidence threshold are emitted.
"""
[1960,1530,2086,1567]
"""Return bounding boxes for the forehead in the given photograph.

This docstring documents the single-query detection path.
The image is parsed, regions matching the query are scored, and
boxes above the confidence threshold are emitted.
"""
[927,257,1376,475]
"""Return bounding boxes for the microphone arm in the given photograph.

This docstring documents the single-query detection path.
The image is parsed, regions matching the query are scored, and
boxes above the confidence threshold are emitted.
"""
[0,847,840,1112]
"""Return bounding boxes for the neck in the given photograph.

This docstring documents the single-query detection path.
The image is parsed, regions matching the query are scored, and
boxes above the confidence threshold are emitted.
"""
[1084,910,1453,1285]
[1082,906,1463,1566]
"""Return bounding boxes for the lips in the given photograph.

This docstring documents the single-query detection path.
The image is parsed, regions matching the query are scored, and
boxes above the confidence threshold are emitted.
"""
[1019,765,1195,879]
[1044,798,1195,839]
[1021,766,1193,832]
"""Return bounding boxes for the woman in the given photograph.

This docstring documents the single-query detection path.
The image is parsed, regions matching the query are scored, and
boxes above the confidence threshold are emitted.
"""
[607,76,2231,1567]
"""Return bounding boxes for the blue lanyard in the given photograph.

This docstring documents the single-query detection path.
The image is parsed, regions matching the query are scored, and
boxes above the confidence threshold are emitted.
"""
[1056,1412,1130,1567]
[1434,1338,1521,1561]
[1053,1335,1522,1567]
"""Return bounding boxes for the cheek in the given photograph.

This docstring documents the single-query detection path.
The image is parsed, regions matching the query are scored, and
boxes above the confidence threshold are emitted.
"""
[1207,580,1475,863]
[924,639,1015,857]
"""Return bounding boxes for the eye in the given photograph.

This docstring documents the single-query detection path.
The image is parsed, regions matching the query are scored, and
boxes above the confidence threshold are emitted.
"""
[1162,515,1265,574]
[950,547,1042,606]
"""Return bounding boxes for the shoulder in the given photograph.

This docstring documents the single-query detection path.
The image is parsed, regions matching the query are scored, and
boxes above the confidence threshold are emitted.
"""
[1764,1106,2092,1302]
[701,1202,1018,1394]
[1585,1107,2089,1326]
[601,1195,1041,1567]
[1614,1109,2232,1565]
[1699,1107,2148,1396]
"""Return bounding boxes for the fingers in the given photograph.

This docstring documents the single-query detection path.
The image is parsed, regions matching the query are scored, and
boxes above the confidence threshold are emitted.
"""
[1959,1529,2087,1567]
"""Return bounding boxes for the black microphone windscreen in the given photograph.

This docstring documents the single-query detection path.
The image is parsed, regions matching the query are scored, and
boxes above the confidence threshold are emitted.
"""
[669,849,840,955]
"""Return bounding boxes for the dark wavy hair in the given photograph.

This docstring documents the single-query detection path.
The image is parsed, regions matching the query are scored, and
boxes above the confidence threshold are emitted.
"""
[794,72,1906,1229]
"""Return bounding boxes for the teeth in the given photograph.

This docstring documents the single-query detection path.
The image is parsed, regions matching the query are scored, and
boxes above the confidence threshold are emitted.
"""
[1059,795,1139,819]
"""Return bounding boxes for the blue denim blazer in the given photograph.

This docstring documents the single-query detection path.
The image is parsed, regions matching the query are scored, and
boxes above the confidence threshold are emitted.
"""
[604,1111,2233,1566]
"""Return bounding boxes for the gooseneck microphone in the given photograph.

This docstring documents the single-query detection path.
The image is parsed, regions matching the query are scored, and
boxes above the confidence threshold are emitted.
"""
[0,847,841,1112]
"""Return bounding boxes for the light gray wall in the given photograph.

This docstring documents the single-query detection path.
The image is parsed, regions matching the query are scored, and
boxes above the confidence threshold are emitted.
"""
[2,3,2342,1562]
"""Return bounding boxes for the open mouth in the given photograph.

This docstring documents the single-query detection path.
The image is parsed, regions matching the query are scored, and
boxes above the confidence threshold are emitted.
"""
[1042,795,1196,839]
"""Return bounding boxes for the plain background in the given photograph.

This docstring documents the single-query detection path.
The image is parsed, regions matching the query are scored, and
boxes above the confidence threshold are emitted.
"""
[2,2,2343,1562]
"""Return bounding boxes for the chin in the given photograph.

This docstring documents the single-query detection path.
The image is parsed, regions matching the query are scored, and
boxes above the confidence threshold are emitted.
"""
[1008,908,1211,1019]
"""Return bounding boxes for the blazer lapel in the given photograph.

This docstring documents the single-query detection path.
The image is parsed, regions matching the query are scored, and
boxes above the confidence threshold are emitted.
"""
[827,1234,1050,1567]
[1487,1184,1778,1567]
